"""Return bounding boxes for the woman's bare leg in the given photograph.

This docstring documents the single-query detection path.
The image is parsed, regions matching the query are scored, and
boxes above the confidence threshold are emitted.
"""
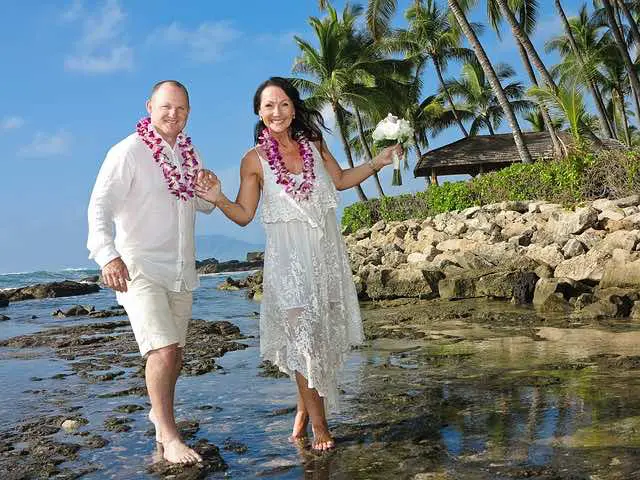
[295,371,334,451]
[291,391,309,441]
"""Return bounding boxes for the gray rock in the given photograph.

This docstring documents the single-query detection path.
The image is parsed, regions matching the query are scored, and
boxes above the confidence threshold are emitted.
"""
[365,267,444,300]
[533,278,591,313]
[562,239,586,259]
[545,207,598,237]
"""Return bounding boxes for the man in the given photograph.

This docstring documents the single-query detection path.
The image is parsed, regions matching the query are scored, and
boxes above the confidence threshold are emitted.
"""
[87,80,216,464]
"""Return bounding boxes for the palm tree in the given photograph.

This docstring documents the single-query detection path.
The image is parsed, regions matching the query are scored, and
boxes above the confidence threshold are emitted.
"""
[530,80,592,145]
[390,0,474,138]
[448,0,533,162]
[487,0,564,155]
[600,0,640,123]
[444,61,534,135]
[524,108,564,132]
[599,46,633,144]
[293,5,395,200]
[549,2,616,138]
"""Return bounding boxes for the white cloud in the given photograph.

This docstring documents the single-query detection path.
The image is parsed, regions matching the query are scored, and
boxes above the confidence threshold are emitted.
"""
[19,131,71,157]
[149,21,241,63]
[64,0,133,74]
[254,31,298,48]
[1,116,25,130]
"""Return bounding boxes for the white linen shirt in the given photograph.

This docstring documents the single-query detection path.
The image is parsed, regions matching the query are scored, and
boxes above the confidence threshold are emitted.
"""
[87,132,215,292]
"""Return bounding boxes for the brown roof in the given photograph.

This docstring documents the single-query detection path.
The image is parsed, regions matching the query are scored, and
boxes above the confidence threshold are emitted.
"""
[414,131,625,177]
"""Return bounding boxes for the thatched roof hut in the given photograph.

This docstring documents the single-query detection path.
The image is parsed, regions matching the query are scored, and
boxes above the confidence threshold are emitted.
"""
[414,132,624,184]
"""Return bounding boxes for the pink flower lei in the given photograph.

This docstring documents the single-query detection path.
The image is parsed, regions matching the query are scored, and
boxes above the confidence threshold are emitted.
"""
[136,117,199,201]
[258,128,315,201]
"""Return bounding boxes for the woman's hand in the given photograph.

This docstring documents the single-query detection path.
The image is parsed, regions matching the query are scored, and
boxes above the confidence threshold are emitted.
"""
[195,169,222,204]
[372,144,404,171]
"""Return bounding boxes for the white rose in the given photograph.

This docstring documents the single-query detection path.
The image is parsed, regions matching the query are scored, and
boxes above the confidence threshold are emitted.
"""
[381,119,400,140]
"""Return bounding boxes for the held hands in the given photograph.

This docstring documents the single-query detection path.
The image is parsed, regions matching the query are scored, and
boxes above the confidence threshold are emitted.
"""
[195,169,222,204]
[102,257,130,293]
[372,144,404,171]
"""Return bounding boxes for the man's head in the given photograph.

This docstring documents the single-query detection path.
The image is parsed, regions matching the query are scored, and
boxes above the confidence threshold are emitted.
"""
[146,80,190,143]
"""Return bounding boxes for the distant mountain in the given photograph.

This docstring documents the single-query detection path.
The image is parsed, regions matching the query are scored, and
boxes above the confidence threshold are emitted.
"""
[195,234,264,262]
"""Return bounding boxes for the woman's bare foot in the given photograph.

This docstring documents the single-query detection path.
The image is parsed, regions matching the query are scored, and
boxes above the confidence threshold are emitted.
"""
[149,410,161,443]
[311,425,335,452]
[289,411,309,443]
[161,437,203,464]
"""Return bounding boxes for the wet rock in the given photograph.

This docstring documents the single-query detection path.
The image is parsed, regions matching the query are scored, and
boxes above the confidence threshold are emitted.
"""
[0,314,9,321]
[114,404,145,414]
[218,277,244,291]
[0,297,8,308]
[533,278,591,313]
[61,417,88,432]
[258,360,288,379]
[578,288,637,318]
[88,308,126,318]
[223,437,248,454]
[52,305,95,317]
[104,416,133,432]
[439,269,538,303]
[182,358,220,376]
[146,439,227,477]
[196,257,263,274]
[7,280,100,302]
[79,275,100,283]
[84,434,109,449]
[99,386,147,398]
[269,406,297,416]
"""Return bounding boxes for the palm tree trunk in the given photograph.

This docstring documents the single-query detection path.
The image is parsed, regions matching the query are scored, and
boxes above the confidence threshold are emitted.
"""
[554,0,616,138]
[354,107,385,197]
[602,0,640,126]
[334,104,368,201]
[617,89,631,146]
[448,0,533,163]
[486,120,496,135]
[434,60,469,137]
[617,0,640,51]
[515,40,565,156]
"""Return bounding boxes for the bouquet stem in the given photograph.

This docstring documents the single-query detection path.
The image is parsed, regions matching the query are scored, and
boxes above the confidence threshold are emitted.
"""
[391,148,403,186]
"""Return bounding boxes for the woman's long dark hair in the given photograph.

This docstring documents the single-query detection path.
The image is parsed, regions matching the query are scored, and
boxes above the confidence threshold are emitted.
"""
[253,77,329,144]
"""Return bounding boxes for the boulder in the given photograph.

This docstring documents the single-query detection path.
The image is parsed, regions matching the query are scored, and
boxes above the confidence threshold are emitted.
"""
[592,229,639,253]
[52,305,95,317]
[525,244,565,268]
[7,281,100,302]
[381,251,407,268]
[545,207,598,237]
[576,228,607,250]
[365,267,444,300]
[562,239,586,259]
[554,250,611,282]
[579,288,638,318]
[600,251,640,289]
[439,269,538,303]
[533,278,590,313]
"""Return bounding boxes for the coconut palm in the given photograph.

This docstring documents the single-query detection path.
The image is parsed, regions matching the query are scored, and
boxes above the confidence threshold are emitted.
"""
[486,0,564,155]
[388,0,475,138]
[600,0,640,122]
[548,2,616,137]
[448,0,533,162]
[292,5,387,200]
[443,61,535,136]
[524,109,565,132]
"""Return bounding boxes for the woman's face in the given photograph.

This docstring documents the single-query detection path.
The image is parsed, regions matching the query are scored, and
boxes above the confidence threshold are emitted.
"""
[259,86,295,135]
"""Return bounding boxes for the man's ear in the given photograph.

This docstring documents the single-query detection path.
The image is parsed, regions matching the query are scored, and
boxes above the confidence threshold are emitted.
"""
[146,99,152,115]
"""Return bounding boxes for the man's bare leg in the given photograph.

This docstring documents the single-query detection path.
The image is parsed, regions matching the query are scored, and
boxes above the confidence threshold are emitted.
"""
[295,372,334,451]
[146,344,202,463]
[150,347,183,443]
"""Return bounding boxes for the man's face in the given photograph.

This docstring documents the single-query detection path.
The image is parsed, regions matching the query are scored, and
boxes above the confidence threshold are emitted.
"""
[146,84,190,141]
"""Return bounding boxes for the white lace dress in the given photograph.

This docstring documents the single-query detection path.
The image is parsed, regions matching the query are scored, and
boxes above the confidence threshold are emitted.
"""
[256,143,363,412]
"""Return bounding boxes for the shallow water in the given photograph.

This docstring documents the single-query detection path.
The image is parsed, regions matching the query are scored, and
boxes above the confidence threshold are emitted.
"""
[2,275,640,479]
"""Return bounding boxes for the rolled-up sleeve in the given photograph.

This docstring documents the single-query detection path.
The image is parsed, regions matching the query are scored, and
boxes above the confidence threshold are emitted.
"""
[87,147,133,267]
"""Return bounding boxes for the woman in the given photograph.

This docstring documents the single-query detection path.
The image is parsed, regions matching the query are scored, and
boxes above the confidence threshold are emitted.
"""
[196,77,399,451]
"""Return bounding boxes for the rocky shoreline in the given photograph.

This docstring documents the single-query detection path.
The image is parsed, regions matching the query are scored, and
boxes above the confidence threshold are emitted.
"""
[344,195,640,320]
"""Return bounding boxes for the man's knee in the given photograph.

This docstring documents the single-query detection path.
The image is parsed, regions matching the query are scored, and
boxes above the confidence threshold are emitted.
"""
[147,343,180,364]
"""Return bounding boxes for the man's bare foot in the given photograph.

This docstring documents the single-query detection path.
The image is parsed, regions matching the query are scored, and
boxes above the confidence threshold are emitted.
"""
[289,411,309,443]
[149,410,161,443]
[311,426,335,452]
[161,437,203,464]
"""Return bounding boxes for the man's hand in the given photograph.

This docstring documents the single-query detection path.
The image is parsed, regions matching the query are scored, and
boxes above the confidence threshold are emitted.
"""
[102,257,130,292]
[195,169,222,204]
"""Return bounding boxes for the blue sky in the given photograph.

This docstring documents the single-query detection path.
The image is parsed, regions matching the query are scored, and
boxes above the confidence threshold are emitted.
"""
[1,0,583,273]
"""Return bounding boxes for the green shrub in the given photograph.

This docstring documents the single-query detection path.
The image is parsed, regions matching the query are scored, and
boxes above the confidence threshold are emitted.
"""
[341,149,640,232]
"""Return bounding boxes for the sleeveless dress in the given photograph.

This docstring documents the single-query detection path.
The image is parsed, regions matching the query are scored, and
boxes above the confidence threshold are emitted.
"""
[256,142,363,412]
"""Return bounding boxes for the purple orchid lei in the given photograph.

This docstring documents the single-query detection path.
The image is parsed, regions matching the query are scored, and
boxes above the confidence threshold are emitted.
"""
[136,116,199,201]
[258,127,315,201]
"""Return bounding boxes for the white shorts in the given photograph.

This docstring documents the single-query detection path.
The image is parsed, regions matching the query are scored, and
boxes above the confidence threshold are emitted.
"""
[116,273,192,357]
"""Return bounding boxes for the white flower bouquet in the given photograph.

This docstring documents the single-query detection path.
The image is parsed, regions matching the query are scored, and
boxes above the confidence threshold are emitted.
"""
[372,113,414,186]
